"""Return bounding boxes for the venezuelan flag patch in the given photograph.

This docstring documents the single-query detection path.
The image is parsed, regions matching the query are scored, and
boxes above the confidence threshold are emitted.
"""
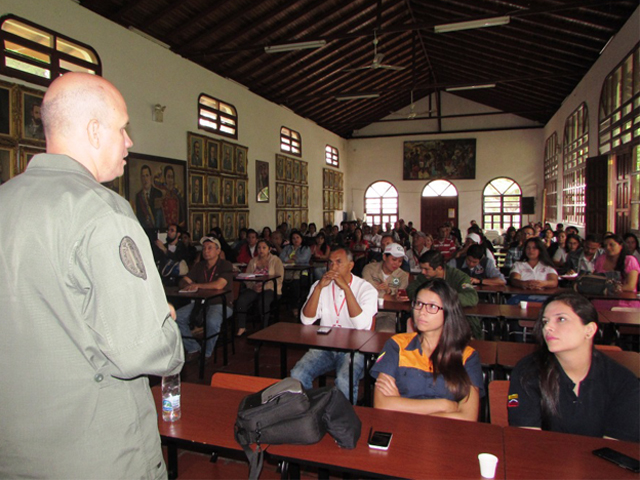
[375,351,386,363]
[507,393,519,408]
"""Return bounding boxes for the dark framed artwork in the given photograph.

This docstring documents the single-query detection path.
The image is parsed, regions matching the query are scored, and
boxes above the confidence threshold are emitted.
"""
[18,146,44,174]
[235,178,247,207]
[284,157,293,182]
[187,133,204,169]
[403,139,476,180]
[276,183,284,207]
[189,173,205,206]
[301,186,308,208]
[285,210,293,228]
[293,211,301,230]
[236,211,248,232]
[276,155,284,180]
[206,139,220,171]
[207,175,220,206]
[0,81,16,141]
[234,145,247,176]
[221,177,234,206]
[20,87,45,145]
[222,211,235,241]
[190,211,205,243]
[208,211,220,232]
[0,146,15,184]
[221,142,234,173]
[125,153,187,229]
[256,160,269,203]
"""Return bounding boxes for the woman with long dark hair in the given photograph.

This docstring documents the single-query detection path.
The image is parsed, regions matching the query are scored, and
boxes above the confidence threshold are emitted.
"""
[371,279,484,421]
[508,293,639,441]
[509,237,558,290]
[592,233,640,309]
[624,232,640,263]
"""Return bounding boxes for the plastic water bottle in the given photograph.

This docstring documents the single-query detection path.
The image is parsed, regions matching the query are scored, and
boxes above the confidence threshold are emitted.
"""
[161,374,181,422]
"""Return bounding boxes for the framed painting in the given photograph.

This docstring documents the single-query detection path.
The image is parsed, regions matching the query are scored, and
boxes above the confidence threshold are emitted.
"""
[221,177,235,206]
[301,162,308,184]
[276,183,285,207]
[403,139,476,180]
[234,145,247,176]
[276,155,285,180]
[301,210,308,224]
[284,157,293,182]
[189,173,205,206]
[256,160,269,203]
[293,210,301,230]
[293,159,300,183]
[187,132,205,169]
[208,212,220,232]
[190,211,205,244]
[337,172,343,190]
[276,209,284,227]
[285,184,293,207]
[125,153,187,230]
[293,185,301,207]
[0,81,16,142]
[323,169,329,189]
[236,211,248,232]
[207,175,220,206]
[338,192,343,210]
[102,176,125,197]
[222,211,235,241]
[235,178,248,207]
[18,146,44,174]
[206,138,220,171]
[323,190,329,210]
[301,186,308,208]
[0,146,15,184]
[19,87,45,145]
[221,142,234,173]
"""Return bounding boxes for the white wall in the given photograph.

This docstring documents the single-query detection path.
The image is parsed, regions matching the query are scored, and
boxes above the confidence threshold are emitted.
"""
[1,0,347,232]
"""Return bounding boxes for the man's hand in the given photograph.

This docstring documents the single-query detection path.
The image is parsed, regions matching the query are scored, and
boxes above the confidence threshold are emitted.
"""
[182,284,198,292]
[168,303,177,320]
[470,277,481,285]
[318,270,336,289]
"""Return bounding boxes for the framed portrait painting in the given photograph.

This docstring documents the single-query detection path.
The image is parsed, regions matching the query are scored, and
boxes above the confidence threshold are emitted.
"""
[207,175,220,206]
[221,177,234,207]
[0,146,15,184]
[293,159,300,183]
[235,178,248,207]
[235,145,247,176]
[301,186,308,208]
[19,87,45,145]
[276,209,284,227]
[206,139,220,171]
[187,132,204,169]
[276,155,284,181]
[293,185,301,207]
[284,157,293,182]
[189,173,205,206]
[221,142,234,173]
[18,146,44,174]
[300,162,308,184]
[236,211,248,232]
[102,176,124,197]
[285,184,293,207]
[256,160,269,203]
[208,212,220,232]
[0,81,16,142]
[293,210,300,230]
[190,211,205,244]
[276,183,285,207]
[222,211,235,241]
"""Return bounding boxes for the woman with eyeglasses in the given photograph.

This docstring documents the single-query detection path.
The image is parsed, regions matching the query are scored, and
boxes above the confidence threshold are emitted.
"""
[371,278,484,421]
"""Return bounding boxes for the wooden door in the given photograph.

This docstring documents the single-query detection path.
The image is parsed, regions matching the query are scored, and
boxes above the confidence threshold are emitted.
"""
[420,196,458,236]
[614,150,632,234]
[585,155,609,236]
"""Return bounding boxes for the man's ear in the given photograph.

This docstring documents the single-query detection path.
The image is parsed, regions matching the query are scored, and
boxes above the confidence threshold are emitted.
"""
[87,119,100,149]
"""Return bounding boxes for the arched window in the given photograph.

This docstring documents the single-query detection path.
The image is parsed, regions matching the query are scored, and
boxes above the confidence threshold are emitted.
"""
[0,15,101,86]
[563,103,588,226]
[198,93,238,139]
[483,177,522,230]
[365,181,398,227]
[421,179,457,197]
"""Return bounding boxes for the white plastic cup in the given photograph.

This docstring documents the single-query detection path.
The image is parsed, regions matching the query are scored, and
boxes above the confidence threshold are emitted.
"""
[378,297,384,308]
[478,453,499,479]
[519,301,528,309]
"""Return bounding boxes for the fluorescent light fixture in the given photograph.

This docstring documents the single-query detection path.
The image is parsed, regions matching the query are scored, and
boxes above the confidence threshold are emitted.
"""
[335,93,380,101]
[128,27,171,49]
[435,16,510,33]
[264,40,326,54]
[446,83,496,92]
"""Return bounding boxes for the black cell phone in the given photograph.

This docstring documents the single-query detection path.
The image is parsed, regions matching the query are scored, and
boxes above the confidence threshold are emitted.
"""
[368,431,392,450]
[593,447,640,473]
[317,327,331,335]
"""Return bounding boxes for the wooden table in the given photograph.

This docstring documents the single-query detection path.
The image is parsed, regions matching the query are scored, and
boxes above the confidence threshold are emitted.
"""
[268,405,505,479]
[379,294,411,332]
[598,310,640,327]
[165,286,231,379]
[503,426,640,479]
[247,322,377,404]
[152,383,250,479]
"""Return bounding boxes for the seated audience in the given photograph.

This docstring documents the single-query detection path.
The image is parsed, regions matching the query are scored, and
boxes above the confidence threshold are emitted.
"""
[290,248,377,403]
[406,231,431,274]
[349,227,370,276]
[235,239,284,336]
[504,225,536,271]
[280,230,312,316]
[592,233,640,309]
[372,279,484,421]
[155,223,188,269]
[449,244,506,286]
[548,230,567,264]
[566,234,603,275]
[236,228,259,264]
[310,232,331,280]
[180,231,200,267]
[261,226,272,242]
[508,293,639,442]
[509,237,558,291]
[554,233,581,273]
[365,224,383,256]
[432,224,458,261]
[269,230,285,256]
[175,237,234,361]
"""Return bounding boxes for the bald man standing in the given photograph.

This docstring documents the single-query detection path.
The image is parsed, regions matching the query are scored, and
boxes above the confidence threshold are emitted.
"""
[0,73,184,478]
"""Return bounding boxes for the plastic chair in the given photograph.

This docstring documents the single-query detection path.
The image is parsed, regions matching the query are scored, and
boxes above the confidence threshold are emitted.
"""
[488,380,510,427]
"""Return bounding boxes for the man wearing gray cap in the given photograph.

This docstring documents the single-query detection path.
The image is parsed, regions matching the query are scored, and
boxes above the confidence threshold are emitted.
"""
[175,236,234,361]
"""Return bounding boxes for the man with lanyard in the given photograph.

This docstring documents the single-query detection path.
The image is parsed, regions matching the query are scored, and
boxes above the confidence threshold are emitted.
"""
[175,236,234,361]
[290,247,377,403]
[406,231,429,273]
[407,250,482,339]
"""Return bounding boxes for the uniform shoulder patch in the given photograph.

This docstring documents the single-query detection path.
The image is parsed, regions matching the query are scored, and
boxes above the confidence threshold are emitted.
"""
[119,236,147,280]
[507,393,519,408]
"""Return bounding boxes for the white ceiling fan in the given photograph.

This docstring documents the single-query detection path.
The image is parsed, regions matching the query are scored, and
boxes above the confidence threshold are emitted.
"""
[343,31,405,72]
[390,90,437,119]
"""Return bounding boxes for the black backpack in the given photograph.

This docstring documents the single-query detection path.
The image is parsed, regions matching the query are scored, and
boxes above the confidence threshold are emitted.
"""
[234,377,361,479]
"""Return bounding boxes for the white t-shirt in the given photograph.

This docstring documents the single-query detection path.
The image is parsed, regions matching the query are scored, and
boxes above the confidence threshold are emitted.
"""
[510,261,557,281]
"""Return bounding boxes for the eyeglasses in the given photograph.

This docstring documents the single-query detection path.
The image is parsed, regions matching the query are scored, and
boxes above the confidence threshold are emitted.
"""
[412,300,444,314]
